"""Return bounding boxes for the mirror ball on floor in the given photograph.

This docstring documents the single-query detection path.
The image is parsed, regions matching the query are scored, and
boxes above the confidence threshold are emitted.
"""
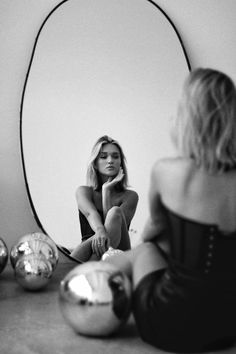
[0,238,8,273]
[10,232,59,290]
[59,261,132,337]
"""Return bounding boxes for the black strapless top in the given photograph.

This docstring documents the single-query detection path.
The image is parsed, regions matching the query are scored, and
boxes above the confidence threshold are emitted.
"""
[133,204,236,353]
[163,205,236,278]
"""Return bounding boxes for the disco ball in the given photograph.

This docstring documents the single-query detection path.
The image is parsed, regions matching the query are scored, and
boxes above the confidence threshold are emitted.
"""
[15,253,53,291]
[19,232,58,260]
[0,238,8,274]
[101,247,124,261]
[10,232,58,270]
[59,261,132,336]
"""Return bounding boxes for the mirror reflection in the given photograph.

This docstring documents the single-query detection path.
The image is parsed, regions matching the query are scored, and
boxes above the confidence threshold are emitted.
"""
[20,0,190,252]
[70,135,139,262]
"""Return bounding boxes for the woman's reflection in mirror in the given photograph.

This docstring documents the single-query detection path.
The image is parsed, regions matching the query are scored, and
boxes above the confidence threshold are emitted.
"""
[70,135,139,262]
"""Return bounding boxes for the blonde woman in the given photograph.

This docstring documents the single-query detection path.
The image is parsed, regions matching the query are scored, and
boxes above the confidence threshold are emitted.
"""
[105,69,236,352]
[71,135,138,262]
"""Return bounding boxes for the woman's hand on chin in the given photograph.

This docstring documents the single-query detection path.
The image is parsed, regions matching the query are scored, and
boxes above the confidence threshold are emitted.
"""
[103,168,124,191]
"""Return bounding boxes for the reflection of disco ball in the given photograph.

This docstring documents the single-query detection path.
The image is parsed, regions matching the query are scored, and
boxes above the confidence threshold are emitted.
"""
[15,253,53,291]
[10,232,58,270]
[59,261,132,337]
[101,247,124,261]
[19,232,58,260]
[0,238,8,274]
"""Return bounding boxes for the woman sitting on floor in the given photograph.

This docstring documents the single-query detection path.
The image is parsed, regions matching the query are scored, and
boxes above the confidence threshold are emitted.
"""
[105,68,236,353]
[71,135,138,262]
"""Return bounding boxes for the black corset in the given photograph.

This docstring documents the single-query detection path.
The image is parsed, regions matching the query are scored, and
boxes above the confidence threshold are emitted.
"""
[164,206,236,277]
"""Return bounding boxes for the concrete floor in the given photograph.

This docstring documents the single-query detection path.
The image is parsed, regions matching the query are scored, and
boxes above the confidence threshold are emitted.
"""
[0,256,236,354]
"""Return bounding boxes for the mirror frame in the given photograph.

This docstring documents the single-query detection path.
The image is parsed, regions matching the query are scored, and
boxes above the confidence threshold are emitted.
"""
[20,0,191,262]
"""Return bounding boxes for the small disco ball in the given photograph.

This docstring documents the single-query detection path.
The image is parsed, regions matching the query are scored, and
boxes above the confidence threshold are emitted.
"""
[15,253,53,291]
[0,238,8,274]
[19,232,59,261]
[59,261,132,337]
[10,232,58,270]
[101,247,124,261]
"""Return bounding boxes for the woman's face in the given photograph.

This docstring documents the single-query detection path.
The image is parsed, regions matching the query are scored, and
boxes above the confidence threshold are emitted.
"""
[96,143,121,178]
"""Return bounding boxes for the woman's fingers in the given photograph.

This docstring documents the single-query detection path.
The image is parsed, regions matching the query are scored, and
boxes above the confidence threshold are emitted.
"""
[113,169,124,184]
[99,237,109,255]
[100,242,107,255]
[92,237,108,257]
[117,168,124,179]
[91,238,96,254]
[105,238,110,250]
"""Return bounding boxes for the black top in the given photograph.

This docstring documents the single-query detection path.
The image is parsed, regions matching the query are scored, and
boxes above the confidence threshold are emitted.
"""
[165,205,236,278]
[132,204,236,352]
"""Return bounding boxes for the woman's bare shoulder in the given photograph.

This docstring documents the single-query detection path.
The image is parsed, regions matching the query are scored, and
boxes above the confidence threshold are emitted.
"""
[152,156,189,172]
[123,189,139,203]
[127,188,139,198]
[151,157,194,190]
[75,185,93,198]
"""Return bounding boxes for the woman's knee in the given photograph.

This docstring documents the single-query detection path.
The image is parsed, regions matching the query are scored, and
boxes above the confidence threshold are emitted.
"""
[106,206,123,222]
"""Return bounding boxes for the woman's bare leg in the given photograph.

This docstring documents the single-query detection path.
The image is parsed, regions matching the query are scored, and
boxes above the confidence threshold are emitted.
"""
[71,206,131,262]
[105,206,131,250]
[104,242,167,288]
[103,249,133,278]
[70,238,100,262]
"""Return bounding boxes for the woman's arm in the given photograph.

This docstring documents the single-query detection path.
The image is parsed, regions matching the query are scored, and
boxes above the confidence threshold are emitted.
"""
[141,161,167,242]
[119,190,139,227]
[102,168,124,218]
[76,186,105,233]
[76,186,108,255]
[102,168,139,226]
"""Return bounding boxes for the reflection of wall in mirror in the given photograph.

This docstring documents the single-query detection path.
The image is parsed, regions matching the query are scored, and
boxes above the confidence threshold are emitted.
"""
[0,0,236,255]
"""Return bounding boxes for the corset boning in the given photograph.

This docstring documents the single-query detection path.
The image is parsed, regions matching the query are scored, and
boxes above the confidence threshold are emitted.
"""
[165,208,236,278]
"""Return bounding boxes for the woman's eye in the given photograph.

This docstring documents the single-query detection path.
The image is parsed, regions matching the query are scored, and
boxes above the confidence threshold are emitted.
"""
[99,153,120,159]
[112,154,120,159]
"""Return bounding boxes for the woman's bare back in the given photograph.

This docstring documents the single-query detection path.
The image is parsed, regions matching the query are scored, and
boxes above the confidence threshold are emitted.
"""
[157,158,236,232]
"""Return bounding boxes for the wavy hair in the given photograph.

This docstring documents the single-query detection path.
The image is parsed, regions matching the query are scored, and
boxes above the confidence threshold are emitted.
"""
[86,135,128,190]
[173,68,236,173]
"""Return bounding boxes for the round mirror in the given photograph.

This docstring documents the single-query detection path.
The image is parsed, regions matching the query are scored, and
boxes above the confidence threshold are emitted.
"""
[20,0,190,253]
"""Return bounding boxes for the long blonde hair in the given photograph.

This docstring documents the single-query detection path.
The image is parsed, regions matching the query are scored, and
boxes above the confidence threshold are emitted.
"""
[86,135,128,190]
[174,68,236,173]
